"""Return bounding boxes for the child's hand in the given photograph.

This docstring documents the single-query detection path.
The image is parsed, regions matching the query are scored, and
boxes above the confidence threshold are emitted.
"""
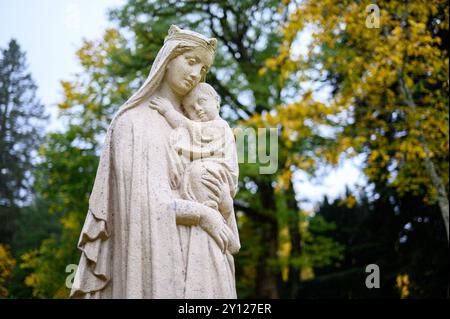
[218,184,233,220]
[148,96,173,115]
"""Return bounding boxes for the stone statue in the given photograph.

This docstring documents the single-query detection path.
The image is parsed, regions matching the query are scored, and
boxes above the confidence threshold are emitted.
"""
[70,25,240,299]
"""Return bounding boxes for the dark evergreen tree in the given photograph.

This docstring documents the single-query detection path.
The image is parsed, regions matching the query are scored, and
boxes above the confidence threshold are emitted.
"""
[0,39,47,244]
[299,185,449,298]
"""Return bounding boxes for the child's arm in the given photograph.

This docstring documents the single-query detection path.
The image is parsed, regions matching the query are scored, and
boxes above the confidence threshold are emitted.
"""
[219,190,233,221]
[219,185,240,254]
[148,96,189,129]
[164,109,190,129]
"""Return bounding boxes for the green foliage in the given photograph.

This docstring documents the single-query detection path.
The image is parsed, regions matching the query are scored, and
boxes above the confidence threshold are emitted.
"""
[0,244,16,298]
[301,214,344,269]
[20,106,107,297]
[11,198,62,256]
[300,187,449,298]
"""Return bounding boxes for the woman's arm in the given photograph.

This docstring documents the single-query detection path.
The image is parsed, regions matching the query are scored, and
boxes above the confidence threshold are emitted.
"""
[167,198,230,253]
[168,198,203,226]
[192,166,241,254]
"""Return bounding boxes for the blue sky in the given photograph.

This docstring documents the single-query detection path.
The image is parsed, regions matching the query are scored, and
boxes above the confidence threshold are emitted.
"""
[0,0,367,210]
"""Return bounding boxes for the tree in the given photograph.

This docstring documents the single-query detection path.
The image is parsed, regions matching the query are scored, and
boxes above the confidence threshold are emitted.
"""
[7,197,61,298]
[257,0,449,240]
[0,39,47,244]
[301,184,448,298]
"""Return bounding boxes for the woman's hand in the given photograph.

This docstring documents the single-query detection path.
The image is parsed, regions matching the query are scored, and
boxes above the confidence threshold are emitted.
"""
[169,198,232,253]
[148,96,173,115]
[198,206,232,254]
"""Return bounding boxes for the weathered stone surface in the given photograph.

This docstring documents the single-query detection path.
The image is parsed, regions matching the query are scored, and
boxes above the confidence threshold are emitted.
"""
[71,25,240,299]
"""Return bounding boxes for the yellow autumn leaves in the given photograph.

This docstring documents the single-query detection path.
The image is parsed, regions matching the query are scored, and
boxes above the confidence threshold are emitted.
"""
[249,0,449,211]
[0,244,16,298]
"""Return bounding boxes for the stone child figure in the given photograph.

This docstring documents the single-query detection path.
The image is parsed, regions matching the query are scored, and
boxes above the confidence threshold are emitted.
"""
[149,83,240,254]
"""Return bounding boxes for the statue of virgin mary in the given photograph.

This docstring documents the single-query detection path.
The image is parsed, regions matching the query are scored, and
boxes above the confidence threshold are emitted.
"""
[70,25,240,299]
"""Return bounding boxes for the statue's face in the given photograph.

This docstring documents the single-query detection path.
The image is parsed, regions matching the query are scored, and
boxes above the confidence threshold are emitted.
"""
[165,47,214,97]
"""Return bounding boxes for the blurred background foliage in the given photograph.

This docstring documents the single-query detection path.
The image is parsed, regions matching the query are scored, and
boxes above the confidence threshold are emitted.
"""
[0,0,448,298]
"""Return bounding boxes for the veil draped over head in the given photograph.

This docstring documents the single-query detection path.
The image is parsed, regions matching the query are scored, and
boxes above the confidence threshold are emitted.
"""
[70,25,217,298]
[119,25,217,117]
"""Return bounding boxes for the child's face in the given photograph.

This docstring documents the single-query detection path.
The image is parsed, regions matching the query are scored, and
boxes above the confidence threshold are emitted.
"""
[183,90,219,122]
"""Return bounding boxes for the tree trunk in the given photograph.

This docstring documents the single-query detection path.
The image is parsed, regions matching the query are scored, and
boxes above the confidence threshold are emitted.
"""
[285,180,302,298]
[390,5,449,243]
[252,179,280,298]
[398,71,449,242]
[422,150,449,241]
[254,221,279,298]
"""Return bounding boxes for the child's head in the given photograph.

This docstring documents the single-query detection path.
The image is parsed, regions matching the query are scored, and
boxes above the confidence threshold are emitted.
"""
[182,83,220,122]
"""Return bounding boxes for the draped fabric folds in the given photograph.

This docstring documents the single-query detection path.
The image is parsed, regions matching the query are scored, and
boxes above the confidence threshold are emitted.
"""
[70,25,239,299]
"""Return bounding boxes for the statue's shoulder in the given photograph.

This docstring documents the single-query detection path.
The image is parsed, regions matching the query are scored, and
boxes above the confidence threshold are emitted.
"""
[113,104,147,128]
[222,118,232,129]
[216,119,235,138]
